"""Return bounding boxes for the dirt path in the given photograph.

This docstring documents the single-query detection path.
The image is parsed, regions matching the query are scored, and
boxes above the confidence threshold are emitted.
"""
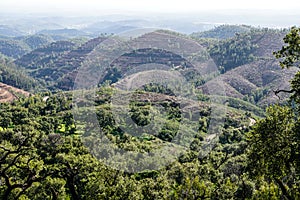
[206,133,217,141]
[205,117,256,142]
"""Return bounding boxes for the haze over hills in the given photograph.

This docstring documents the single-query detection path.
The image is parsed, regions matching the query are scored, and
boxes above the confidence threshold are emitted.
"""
[0,7,299,37]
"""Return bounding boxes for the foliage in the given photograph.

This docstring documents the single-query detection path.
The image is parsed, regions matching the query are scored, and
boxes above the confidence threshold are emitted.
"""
[274,27,300,69]
[0,61,40,92]
[209,33,258,73]
[246,27,300,200]
[274,27,300,107]
[0,88,256,199]
[0,34,53,59]
[1,27,300,199]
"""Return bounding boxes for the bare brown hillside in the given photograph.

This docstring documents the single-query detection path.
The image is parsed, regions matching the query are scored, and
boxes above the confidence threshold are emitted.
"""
[200,60,298,107]
[0,82,30,103]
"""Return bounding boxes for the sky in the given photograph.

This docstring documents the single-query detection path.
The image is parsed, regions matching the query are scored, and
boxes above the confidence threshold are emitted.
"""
[1,0,300,14]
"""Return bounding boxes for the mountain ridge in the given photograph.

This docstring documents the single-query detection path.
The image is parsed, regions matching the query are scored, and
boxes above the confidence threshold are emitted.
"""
[13,25,296,109]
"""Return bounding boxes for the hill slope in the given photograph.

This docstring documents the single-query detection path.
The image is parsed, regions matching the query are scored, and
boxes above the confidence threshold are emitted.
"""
[0,34,54,59]
[0,82,30,103]
[15,37,107,90]
[14,27,295,109]
[200,60,297,107]
[208,28,287,73]
[191,24,252,39]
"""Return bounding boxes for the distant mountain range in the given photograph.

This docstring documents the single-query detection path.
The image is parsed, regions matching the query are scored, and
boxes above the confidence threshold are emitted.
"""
[0,25,25,37]
[0,15,217,36]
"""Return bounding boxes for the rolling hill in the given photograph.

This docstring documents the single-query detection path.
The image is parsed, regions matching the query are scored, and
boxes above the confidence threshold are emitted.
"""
[13,25,296,110]
[1,22,300,199]
[0,34,54,59]
[37,28,90,39]
[191,24,252,39]
[0,82,30,103]
[0,25,24,37]
[208,28,288,73]
[15,37,107,90]
[200,60,297,107]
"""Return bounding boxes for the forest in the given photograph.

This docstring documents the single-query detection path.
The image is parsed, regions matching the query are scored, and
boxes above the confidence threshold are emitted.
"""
[0,25,299,200]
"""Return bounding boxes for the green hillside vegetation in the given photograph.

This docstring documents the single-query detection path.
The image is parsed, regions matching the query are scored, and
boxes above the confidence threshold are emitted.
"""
[0,85,257,199]
[18,34,54,49]
[15,40,77,71]
[0,39,31,59]
[0,34,54,59]
[0,58,298,199]
[15,37,107,90]
[0,64,39,92]
[14,28,294,108]
[0,57,41,92]
[191,24,252,39]
[209,28,287,73]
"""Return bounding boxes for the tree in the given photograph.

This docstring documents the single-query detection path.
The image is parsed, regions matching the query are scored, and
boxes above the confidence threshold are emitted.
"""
[246,27,300,200]
[246,105,299,199]
[274,27,300,106]
[0,126,54,200]
[274,27,300,69]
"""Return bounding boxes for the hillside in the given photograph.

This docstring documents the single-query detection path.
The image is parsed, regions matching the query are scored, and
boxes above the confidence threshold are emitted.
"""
[0,25,24,37]
[37,28,90,39]
[0,84,260,199]
[0,58,41,92]
[191,24,252,39]
[208,28,288,73]
[1,21,300,199]
[0,39,31,59]
[15,40,77,70]
[0,34,54,58]
[200,60,297,107]
[18,34,54,49]
[13,26,295,109]
[15,37,107,90]
[0,82,30,102]
[61,31,208,90]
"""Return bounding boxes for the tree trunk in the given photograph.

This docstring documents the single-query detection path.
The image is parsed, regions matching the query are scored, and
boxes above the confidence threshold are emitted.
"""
[2,187,12,200]
[67,177,79,200]
[274,177,292,200]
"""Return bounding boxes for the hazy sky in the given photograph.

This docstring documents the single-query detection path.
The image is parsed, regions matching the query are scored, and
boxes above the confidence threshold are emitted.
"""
[1,0,300,14]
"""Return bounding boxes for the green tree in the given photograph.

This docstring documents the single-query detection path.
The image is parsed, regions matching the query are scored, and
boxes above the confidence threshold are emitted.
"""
[246,27,300,200]
[0,126,53,200]
[246,105,299,199]
[274,27,300,106]
[274,27,300,69]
